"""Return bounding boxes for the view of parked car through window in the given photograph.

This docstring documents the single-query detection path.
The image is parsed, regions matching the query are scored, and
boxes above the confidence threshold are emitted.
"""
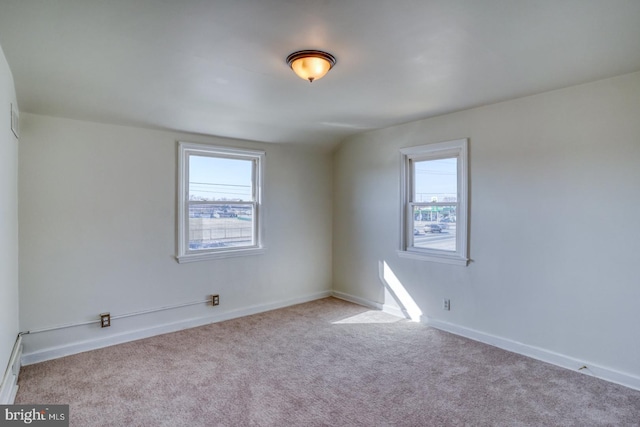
[411,157,457,252]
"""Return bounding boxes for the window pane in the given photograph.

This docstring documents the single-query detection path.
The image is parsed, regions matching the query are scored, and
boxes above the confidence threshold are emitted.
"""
[412,205,457,252]
[188,204,254,250]
[414,158,457,203]
[189,155,253,202]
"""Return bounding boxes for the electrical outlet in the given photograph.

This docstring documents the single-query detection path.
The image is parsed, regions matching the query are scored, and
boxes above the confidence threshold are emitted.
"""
[211,294,220,306]
[100,313,111,328]
[443,299,451,311]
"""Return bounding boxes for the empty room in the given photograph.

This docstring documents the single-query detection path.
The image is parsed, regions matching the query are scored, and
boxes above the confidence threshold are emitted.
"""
[1,1,640,425]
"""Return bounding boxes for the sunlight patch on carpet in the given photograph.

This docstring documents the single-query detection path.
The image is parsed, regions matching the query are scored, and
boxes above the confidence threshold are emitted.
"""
[331,310,403,324]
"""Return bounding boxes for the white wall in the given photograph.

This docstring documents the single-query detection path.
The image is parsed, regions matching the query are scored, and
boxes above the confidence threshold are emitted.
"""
[0,45,19,388]
[333,72,640,385]
[19,114,333,361]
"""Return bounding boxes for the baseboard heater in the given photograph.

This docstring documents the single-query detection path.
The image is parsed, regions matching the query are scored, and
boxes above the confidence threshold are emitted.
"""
[0,334,23,404]
[20,298,211,336]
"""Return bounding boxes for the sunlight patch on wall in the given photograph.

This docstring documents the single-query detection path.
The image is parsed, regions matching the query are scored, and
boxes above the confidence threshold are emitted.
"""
[379,261,423,322]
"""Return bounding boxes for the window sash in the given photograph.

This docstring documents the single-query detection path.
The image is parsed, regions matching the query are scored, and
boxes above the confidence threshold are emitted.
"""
[408,203,458,253]
[186,154,256,202]
[185,201,258,253]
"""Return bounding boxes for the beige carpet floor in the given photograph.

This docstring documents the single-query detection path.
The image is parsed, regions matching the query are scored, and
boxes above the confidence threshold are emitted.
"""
[15,297,640,426]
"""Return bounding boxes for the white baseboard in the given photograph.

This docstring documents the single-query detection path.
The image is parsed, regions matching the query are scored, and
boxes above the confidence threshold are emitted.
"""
[332,291,409,319]
[22,290,332,366]
[426,318,640,392]
[331,291,382,310]
[0,335,22,404]
[332,291,640,392]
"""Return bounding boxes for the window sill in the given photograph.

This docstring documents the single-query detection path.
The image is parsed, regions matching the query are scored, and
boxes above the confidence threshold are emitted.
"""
[177,247,266,263]
[397,249,468,266]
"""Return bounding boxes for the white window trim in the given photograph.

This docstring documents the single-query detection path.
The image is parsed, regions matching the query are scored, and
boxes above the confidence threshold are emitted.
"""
[398,138,469,266]
[176,142,265,263]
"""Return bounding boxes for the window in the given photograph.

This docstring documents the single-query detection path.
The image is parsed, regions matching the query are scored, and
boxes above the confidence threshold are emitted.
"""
[399,139,469,265]
[177,142,265,263]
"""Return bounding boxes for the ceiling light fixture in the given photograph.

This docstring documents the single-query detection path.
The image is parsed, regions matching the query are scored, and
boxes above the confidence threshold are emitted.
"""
[286,50,336,83]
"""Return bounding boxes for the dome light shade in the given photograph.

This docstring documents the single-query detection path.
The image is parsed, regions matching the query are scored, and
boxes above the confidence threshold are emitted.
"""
[286,50,336,83]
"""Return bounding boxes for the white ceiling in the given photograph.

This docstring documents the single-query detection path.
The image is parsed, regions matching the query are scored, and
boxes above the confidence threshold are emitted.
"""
[1,0,639,148]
